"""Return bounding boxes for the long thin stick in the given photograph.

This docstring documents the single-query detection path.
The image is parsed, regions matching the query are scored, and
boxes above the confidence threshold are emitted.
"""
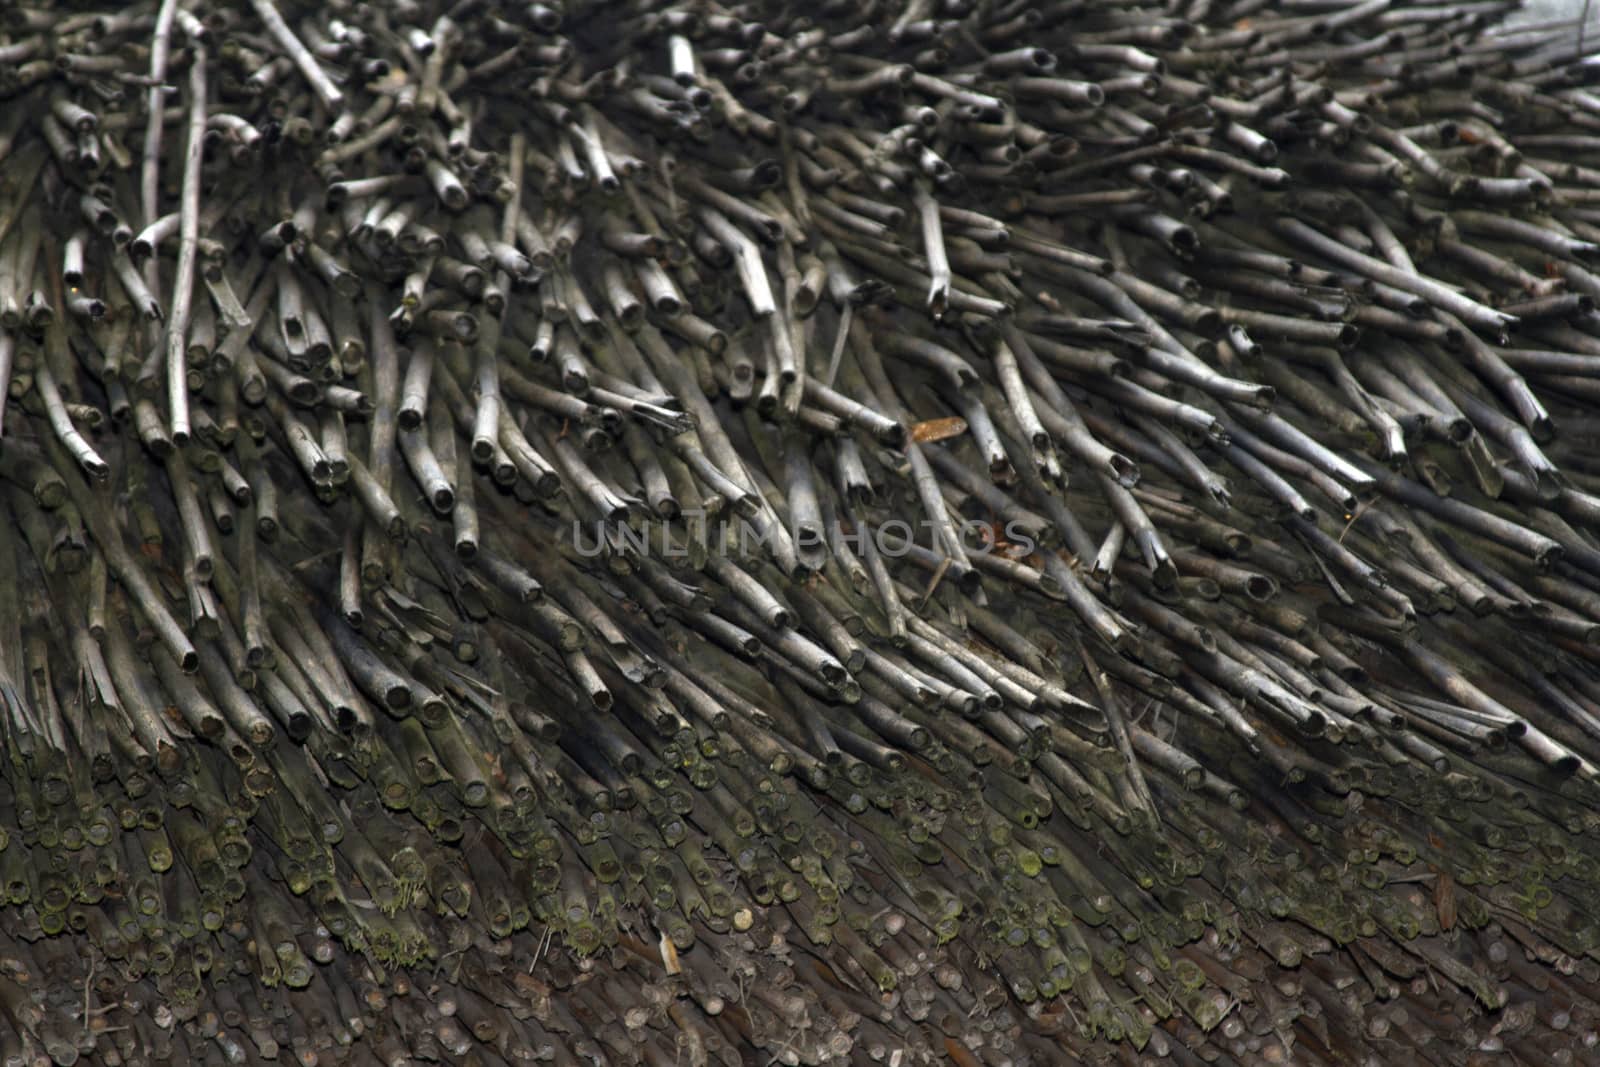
[167,42,209,445]
[140,0,181,232]
[249,0,345,112]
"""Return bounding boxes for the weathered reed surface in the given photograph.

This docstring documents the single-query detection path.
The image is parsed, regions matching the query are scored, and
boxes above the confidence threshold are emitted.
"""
[6,0,1600,1064]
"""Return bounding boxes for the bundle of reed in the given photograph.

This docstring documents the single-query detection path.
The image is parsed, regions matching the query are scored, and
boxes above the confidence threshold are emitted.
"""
[7,0,1600,1063]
